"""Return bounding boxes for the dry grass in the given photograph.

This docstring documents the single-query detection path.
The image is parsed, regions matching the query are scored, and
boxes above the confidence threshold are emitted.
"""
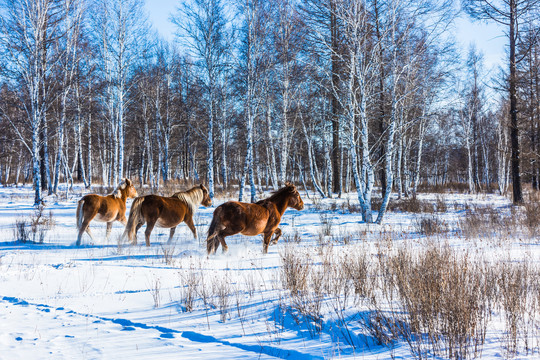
[497,260,540,356]
[14,218,30,242]
[416,182,471,193]
[280,245,310,294]
[179,265,201,313]
[457,206,518,241]
[150,278,161,308]
[213,273,231,323]
[13,205,55,243]
[318,213,333,236]
[373,196,435,213]
[435,195,448,212]
[159,244,176,265]
[278,230,540,358]
[523,192,540,238]
[414,214,447,236]
[377,245,496,359]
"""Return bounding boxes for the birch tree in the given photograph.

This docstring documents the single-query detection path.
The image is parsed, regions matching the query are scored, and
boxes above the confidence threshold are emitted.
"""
[0,0,64,204]
[173,0,229,199]
[460,46,485,193]
[52,0,84,194]
[270,0,302,187]
[237,0,268,202]
[91,0,148,185]
[375,0,454,224]
[336,0,377,222]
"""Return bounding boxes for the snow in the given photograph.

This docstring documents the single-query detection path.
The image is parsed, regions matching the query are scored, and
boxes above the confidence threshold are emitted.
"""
[0,184,538,359]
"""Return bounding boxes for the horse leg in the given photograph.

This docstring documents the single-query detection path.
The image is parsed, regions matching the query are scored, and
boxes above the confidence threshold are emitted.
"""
[77,217,95,246]
[105,222,113,241]
[144,220,156,247]
[77,221,89,246]
[263,232,273,254]
[206,233,225,255]
[85,226,96,243]
[219,235,228,253]
[271,228,282,245]
[167,227,176,244]
[207,235,216,254]
[76,226,85,246]
[131,223,143,245]
[77,208,98,246]
[184,216,197,240]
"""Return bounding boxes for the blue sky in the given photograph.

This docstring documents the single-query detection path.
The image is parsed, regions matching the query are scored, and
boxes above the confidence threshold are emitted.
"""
[145,0,178,41]
[144,0,507,71]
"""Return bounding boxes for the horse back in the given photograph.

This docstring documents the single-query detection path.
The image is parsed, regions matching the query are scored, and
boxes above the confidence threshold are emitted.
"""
[141,195,188,227]
[80,194,123,221]
[215,201,273,234]
[218,201,263,218]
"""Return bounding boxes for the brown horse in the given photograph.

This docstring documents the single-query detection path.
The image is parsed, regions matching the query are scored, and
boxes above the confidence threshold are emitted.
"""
[76,178,138,246]
[123,184,212,246]
[206,182,304,254]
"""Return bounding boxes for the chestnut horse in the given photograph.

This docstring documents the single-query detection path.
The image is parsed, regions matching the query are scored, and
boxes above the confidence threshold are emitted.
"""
[76,178,138,246]
[123,184,212,246]
[206,182,304,254]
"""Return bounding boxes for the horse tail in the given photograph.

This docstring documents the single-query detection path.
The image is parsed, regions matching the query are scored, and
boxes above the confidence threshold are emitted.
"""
[206,206,223,254]
[123,197,145,243]
[76,199,85,230]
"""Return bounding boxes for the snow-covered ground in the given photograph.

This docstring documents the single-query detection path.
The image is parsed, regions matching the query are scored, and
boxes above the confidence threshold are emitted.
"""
[0,184,538,359]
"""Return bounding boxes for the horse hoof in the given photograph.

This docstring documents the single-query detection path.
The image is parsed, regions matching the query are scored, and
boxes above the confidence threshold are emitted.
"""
[222,246,229,254]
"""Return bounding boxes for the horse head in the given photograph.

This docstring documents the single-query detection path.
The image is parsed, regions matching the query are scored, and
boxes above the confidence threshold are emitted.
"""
[118,178,138,199]
[285,182,304,210]
[200,184,212,207]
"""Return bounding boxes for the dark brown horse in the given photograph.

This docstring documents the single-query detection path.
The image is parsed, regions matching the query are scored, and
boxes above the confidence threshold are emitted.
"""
[123,184,212,246]
[206,182,304,254]
[76,178,138,246]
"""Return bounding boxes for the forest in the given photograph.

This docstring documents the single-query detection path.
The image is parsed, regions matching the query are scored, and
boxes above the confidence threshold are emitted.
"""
[4,1,540,358]
[1,0,539,222]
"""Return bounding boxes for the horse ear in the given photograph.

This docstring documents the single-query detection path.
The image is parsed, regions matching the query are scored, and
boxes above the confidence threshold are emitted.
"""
[285,181,295,189]
[126,179,132,186]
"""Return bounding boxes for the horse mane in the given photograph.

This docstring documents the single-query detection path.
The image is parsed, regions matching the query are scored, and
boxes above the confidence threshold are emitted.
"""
[262,183,296,203]
[172,186,204,215]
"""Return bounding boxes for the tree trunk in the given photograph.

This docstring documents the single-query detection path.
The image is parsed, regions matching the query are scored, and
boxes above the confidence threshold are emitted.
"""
[509,0,523,203]
[330,0,341,195]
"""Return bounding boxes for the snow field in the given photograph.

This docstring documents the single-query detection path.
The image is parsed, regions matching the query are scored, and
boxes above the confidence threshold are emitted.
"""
[1,185,539,359]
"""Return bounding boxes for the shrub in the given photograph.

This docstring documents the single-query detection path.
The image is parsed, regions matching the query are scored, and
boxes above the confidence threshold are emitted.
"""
[180,266,200,313]
[435,195,447,213]
[14,219,29,242]
[378,197,435,213]
[414,215,447,236]
[319,213,333,236]
[13,206,54,243]
[379,245,496,359]
[280,246,310,294]
[523,195,540,238]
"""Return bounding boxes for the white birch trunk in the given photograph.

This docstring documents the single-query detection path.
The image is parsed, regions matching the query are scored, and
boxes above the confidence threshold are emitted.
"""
[412,118,426,196]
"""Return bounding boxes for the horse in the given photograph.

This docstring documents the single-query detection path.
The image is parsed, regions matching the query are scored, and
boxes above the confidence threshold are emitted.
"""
[122,184,212,246]
[76,178,138,246]
[206,182,304,254]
